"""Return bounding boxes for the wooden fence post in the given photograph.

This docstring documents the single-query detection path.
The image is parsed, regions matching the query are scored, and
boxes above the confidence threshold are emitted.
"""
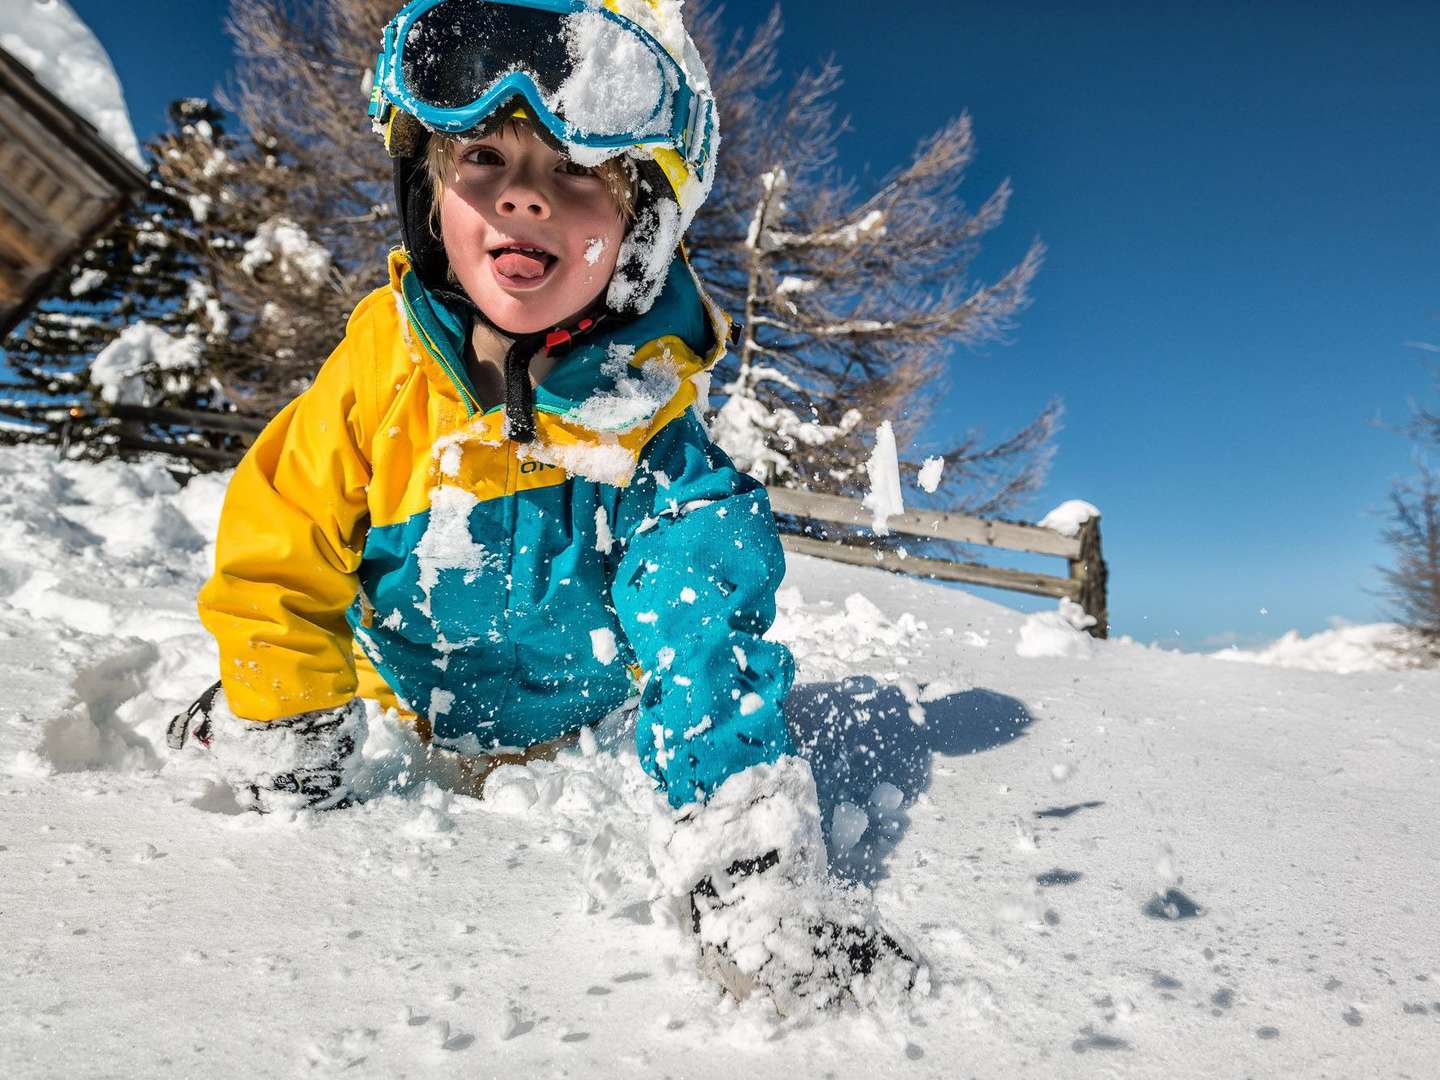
[1069,516,1109,638]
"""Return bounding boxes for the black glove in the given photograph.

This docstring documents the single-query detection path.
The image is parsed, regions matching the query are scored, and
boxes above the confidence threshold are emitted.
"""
[167,681,368,814]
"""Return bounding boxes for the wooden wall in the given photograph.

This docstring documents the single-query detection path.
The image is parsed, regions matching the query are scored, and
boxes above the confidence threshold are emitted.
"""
[0,46,146,337]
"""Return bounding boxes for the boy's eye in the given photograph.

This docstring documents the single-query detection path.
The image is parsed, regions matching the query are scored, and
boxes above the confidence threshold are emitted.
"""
[558,160,596,177]
[463,146,504,166]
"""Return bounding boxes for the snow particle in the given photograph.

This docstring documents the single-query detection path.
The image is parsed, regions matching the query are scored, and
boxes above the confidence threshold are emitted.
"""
[594,505,614,555]
[590,627,617,665]
[917,455,945,494]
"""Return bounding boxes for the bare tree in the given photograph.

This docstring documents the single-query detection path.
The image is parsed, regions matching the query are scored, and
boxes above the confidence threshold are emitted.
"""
[1379,362,1440,664]
[687,2,1058,515]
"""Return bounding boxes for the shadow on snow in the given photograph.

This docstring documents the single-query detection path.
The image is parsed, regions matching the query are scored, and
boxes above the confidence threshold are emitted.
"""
[786,676,1033,885]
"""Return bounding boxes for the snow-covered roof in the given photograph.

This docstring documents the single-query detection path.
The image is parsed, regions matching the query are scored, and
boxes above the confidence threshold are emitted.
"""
[0,0,143,168]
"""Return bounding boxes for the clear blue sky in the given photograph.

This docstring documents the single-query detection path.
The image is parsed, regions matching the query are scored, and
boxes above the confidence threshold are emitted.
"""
[71,0,1440,649]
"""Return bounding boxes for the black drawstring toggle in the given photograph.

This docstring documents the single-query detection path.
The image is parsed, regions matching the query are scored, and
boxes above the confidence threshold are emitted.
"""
[501,317,602,444]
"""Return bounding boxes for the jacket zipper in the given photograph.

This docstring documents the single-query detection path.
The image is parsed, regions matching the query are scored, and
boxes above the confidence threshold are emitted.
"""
[399,288,481,416]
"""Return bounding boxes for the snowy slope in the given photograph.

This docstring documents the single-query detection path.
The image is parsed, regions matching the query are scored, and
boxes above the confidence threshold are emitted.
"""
[0,445,1437,1079]
[0,0,144,167]
[1211,621,1414,675]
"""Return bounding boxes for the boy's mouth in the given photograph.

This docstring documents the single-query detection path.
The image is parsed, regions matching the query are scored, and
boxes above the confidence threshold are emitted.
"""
[489,243,558,284]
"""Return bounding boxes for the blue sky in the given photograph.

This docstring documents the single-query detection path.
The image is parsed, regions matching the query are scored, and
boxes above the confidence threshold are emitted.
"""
[70,0,1440,649]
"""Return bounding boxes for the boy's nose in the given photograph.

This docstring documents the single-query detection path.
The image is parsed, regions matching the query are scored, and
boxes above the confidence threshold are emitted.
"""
[496,182,550,220]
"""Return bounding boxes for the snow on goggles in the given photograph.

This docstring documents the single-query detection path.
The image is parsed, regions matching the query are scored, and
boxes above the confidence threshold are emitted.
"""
[368,0,713,169]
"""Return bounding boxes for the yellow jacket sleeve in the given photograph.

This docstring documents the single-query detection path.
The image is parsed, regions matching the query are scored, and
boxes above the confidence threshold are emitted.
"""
[197,326,375,722]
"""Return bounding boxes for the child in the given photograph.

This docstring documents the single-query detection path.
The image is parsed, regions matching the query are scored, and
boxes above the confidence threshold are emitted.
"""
[172,0,917,1010]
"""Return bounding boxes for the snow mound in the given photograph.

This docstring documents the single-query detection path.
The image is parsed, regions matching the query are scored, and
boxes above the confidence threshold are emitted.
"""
[1015,598,1097,659]
[1211,621,1414,674]
[0,0,143,167]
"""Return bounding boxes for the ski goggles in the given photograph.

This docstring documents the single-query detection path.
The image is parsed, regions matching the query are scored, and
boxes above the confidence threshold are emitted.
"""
[368,0,713,171]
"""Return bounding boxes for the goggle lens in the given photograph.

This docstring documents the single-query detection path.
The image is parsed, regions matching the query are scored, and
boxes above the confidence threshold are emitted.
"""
[398,0,672,139]
[402,1,570,108]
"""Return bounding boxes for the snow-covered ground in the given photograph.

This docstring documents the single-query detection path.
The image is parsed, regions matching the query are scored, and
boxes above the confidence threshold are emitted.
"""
[1210,621,1415,675]
[1,445,1437,1078]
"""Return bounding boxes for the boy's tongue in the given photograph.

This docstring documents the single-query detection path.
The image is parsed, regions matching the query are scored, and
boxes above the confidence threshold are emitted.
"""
[494,249,550,279]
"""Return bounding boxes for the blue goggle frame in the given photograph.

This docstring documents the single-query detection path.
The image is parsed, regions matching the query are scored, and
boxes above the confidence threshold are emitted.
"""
[368,0,713,176]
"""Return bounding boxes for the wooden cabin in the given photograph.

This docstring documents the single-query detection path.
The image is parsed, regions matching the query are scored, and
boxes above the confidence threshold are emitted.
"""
[0,44,146,338]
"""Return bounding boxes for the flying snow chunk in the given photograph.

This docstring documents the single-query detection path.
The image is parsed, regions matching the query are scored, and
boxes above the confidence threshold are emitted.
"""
[590,627,618,665]
[1038,499,1101,538]
[862,421,905,536]
[869,782,904,813]
[917,455,945,494]
[831,801,868,852]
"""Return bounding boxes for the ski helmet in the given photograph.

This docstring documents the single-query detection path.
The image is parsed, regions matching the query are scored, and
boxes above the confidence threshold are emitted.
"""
[368,0,719,318]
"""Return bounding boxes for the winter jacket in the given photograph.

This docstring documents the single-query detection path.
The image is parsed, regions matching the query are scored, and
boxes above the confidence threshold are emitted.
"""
[197,249,796,807]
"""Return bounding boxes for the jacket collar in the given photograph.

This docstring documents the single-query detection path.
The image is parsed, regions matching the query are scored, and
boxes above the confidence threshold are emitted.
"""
[387,249,730,420]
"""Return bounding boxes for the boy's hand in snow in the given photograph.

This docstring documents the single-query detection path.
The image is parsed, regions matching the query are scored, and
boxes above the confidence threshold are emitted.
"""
[650,757,925,1014]
[167,682,367,814]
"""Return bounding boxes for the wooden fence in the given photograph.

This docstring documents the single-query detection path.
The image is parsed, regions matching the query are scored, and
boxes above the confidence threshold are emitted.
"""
[0,399,1108,637]
[767,487,1108,638]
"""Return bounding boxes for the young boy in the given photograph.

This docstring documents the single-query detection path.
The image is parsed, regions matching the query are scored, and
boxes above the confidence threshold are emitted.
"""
[172,0,917,1010]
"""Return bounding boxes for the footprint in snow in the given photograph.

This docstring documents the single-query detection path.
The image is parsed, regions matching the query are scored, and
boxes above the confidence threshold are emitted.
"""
[1071,1027,1130,1053]
[1143,888,1203,920]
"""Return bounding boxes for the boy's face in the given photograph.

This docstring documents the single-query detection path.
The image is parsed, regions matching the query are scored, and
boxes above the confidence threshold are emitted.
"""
[439,125,626,335]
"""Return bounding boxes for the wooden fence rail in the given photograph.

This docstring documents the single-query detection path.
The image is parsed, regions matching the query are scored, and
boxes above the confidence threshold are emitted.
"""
[0,397,1108,637]
[766,486,1109,638]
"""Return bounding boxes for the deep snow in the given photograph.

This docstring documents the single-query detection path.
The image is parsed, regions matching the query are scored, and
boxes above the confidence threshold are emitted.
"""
[0,445,1437,1079]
